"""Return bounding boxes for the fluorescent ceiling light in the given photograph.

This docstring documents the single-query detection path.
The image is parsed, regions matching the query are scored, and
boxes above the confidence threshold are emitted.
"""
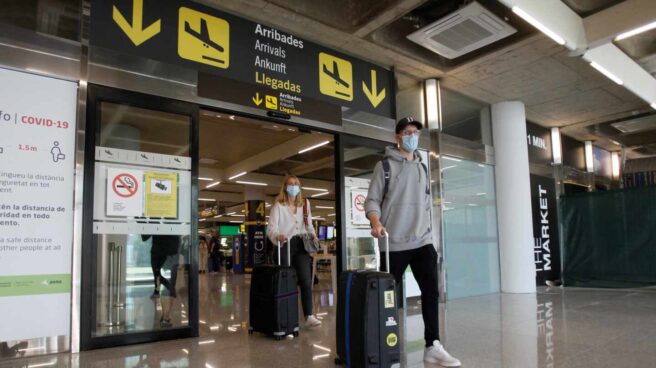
[182,349,189,354]
[512,6,566,45]
[213,215,223,218]
[476,193,486,196]
[315,206,334,209]
[265,202,271,207]
[206,181,221,188]
[27,362,57,368]
[467,204,478,207]
[199,218,206,222]
[440,165,456,171]
[311,192,330,198]
[226,212,236,215]
[199,177,213,181]
[199,198,216,202]
[442,156,461,162]
[313,217,326,220]
[328,213,336,217]
[229,171,247,180]
[229,221,242,223]
[236,180,268,186]
[303,186,328,192]
[589,61,623,85]
[299,140,330,154]
[615,20,656,41]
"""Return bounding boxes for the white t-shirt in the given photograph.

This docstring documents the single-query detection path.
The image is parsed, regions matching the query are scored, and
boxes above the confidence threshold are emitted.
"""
[267,199,316,245]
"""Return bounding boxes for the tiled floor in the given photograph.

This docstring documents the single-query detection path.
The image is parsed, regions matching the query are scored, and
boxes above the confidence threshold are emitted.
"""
[2,272,656,368]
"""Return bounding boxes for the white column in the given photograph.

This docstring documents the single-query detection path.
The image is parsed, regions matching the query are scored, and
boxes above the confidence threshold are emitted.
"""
[491,101,536,293]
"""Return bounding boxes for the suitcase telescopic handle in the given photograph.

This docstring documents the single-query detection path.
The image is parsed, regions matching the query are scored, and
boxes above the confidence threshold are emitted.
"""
[277,239,291,267]
[378,232,390,273]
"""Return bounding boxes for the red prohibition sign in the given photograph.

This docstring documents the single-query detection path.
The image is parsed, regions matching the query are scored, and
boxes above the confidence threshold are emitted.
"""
[112,173,139,198]
[354,194,366,212]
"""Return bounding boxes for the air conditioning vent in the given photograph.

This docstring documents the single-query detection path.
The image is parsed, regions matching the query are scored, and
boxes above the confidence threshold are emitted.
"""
[407,1,516,59]
[611,115,656,134]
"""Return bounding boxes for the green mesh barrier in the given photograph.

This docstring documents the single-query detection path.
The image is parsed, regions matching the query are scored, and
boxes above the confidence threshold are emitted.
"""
[561,186,656,288]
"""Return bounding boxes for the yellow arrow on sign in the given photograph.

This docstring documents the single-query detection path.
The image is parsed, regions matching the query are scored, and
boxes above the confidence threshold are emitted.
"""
[252,92,263,106]
[113,0,161,46]
[362,69,386,108]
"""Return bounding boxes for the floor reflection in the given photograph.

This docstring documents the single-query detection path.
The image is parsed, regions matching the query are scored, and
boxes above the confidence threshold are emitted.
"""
[2,276,656,367]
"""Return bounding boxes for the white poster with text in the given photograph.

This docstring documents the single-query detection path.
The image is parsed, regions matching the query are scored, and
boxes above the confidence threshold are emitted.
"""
[0,68,77,341]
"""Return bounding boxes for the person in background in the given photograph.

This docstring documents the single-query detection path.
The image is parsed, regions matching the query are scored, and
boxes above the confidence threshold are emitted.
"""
[267,175,322,328]
[199,236,209,274]
[365,117,461,367]
[144,234,180,328]
[209,230,221,273]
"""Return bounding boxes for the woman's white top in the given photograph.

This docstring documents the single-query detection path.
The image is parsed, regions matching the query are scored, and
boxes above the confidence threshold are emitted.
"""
[267,199,316,244]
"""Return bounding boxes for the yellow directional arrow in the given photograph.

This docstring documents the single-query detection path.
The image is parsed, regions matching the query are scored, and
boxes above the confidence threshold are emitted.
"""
[362,70,386,108]
[113,0,161,46]
[252,93,263,106]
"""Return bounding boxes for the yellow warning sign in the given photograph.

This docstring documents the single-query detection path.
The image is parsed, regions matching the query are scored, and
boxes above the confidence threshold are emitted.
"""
[265,95,278,110]
[319,52,353,101]
[144,172,178,218]
[386,333,398,347]
[178,7,230,69]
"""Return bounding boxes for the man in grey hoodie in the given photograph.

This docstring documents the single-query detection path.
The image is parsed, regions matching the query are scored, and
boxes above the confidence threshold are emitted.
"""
[365,117,461,367]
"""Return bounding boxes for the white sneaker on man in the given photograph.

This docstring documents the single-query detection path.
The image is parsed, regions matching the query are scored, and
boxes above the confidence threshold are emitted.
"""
[305,315,322,328]
[424,340,461,367]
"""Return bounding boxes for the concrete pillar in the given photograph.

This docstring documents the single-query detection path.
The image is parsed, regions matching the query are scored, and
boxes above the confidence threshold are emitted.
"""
[491,101,536,293]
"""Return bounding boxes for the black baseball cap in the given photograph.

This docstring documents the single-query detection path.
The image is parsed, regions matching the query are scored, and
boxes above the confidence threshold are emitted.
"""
[395,117,423,134]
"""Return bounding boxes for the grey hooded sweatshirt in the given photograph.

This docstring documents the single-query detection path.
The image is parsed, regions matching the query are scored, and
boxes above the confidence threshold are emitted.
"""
[364,146,432,252]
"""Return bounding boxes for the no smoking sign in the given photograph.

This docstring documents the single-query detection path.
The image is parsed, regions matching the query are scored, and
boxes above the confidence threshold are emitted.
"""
[353,193,366,212]
[112,173,139,198]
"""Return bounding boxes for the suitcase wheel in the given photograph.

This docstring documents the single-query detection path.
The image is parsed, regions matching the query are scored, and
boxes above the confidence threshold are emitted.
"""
[334,357,342,365]
[293,331,299,337]
[274,335,282,341]
[248,330,253,335]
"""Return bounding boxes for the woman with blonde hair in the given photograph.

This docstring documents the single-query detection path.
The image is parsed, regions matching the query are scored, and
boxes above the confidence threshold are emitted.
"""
[267,175,322,328]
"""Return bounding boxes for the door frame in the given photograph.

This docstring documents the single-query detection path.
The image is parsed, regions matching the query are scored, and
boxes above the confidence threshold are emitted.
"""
[80,84,200,350]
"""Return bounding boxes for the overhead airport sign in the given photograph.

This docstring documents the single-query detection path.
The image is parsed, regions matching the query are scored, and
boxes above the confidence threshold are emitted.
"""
[90,0,395,118]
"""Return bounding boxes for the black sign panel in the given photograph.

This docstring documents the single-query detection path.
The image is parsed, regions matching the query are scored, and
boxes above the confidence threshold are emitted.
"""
[530,174,561,284]
[561,135,585,171]
[90,0,394,118]
[526,122,552,165]
[245,200,266,267]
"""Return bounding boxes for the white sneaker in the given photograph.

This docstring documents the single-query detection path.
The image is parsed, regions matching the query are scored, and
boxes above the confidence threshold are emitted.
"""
[305,315,322,328]
[424,340,461,367]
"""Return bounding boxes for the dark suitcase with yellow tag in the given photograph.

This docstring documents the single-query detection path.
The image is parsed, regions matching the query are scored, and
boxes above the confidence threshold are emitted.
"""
[335,234,400,367]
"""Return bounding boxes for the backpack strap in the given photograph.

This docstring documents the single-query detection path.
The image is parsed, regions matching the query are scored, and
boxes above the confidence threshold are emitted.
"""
[382,158,391,203]
[382,158,430,201]
[303,198,309,226]
[420,162,430,195]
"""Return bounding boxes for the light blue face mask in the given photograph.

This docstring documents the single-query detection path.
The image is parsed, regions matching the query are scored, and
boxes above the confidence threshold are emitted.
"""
[401,134,419,153]
[286,185,301,197]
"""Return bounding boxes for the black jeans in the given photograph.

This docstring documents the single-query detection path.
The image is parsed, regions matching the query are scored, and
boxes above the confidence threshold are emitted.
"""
[381,244,440,347]
[276,236,313,317]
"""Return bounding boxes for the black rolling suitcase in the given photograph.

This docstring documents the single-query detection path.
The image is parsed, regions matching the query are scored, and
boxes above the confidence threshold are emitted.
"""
[248,240,300,340]
[336,233,401,367]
